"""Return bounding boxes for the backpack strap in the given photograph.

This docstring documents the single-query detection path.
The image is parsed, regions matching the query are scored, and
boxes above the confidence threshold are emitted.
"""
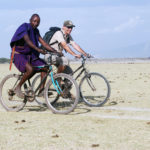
[50,41,58,46]
[50,30,67,53]
[49,30,64,46]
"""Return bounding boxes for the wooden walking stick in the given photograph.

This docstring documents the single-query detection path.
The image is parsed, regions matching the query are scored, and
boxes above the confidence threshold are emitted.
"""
[9,46,15,70]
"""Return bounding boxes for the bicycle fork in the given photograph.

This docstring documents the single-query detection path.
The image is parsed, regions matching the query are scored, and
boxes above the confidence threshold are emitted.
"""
[85,74,96,91]
[50,72,62,95]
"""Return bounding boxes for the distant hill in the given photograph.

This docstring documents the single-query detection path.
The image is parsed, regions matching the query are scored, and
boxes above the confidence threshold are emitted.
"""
[0,58,10,63]
[108,42,150,58]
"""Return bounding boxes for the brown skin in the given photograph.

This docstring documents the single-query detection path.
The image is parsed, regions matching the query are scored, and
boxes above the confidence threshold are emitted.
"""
[15,15,58,97]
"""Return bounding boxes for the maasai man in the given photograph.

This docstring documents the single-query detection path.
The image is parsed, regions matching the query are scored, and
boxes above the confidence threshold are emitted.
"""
[10,14,60,98]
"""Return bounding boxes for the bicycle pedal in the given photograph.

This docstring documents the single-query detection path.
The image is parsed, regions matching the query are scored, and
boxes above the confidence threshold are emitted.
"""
[9,96,13,101]
[25,90,35,102]
[8,89,15,96]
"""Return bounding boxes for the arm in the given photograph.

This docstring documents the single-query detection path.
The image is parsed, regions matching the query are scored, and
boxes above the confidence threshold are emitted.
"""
[39,36,58,54]
[71,41,88,56]
[23,34,44,54]
[60,41,81,58]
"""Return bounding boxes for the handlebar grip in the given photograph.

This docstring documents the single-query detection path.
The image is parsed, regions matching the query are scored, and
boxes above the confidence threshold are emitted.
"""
[81,54,84,58]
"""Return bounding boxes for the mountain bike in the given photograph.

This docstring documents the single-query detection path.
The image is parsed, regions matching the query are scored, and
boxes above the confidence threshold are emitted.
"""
[0,60,79,114]
[32,55,110,107]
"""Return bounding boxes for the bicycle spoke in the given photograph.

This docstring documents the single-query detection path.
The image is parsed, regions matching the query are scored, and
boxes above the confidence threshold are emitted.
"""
[45,73,79,114]
[80,72,110,107]
[0,74,27,111]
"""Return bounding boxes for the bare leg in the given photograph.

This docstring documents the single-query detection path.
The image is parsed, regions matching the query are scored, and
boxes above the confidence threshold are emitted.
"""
[57,65,66,73]
[15,63,35,98]
[40,71,47,90]
[38,67,48,96]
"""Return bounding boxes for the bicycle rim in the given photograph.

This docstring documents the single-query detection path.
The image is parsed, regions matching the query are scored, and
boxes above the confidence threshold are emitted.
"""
[31,74,47,107]
[0,74,27,111]
[44,73,79,114]
[79,72,110,107]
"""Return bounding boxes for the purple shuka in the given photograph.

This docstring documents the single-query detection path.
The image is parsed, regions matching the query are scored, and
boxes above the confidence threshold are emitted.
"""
[10,23,46,73]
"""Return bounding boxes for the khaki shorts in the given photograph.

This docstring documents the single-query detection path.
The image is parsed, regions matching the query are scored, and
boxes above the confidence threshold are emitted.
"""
[44,54,69,66]
[44,54,73,74]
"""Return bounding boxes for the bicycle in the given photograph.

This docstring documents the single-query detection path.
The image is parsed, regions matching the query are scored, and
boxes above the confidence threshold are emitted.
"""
[0,59,79,114]
[72,55,110,107]
[32,55,110,107]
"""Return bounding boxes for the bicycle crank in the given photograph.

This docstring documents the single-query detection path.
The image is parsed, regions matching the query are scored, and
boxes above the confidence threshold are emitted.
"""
[25,90,35,102]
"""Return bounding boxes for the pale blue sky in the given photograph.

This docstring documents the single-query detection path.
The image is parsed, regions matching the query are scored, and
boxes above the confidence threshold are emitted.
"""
[1,0,150,58]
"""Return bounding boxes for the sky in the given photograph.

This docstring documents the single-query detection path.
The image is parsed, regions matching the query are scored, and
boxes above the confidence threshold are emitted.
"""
[1,0,150,58]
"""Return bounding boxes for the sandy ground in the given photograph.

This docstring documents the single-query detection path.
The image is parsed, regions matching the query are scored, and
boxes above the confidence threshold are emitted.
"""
[0,62,150,150]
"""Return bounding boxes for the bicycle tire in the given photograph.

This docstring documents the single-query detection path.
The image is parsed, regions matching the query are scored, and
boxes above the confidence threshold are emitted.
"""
[32,74,59,107]
[31,74,47,107]
[0,74,27,111]
[79,72,110,107]
[44,73,79,114]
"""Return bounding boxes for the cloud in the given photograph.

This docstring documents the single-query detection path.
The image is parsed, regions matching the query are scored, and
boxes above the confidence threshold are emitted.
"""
[114,16,143,32]
[0,2,150,58]
[96,16,144,34]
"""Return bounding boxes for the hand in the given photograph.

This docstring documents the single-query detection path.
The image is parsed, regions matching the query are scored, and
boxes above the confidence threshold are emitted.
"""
[74,54,81,59]
[57,52,64,57]
[86,53,91,58]
[39,49,46,55]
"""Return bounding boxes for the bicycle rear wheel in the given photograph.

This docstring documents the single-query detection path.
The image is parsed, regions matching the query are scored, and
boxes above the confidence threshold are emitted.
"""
[44,73,79,114]
[0,74,27,111]
[79,72,110,107]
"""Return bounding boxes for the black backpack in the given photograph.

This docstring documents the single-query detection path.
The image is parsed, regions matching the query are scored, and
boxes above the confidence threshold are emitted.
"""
[41,27,61,50]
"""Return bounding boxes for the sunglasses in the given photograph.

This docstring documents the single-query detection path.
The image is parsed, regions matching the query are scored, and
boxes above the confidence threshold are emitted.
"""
[67,26,73,29]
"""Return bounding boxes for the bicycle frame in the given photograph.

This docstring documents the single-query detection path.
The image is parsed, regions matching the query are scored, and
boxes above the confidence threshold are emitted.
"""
[71,56,88,80]
[33,65,62,95]
[18,65,62,96]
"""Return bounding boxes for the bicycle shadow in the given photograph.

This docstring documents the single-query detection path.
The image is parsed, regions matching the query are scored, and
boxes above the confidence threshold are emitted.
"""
[24,105,48,112]
[70,103,92,115]
[24,104,91,114]
[106,100,118,106]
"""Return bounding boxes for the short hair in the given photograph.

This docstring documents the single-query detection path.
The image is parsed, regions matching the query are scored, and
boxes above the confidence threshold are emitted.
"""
[30,14,40,21]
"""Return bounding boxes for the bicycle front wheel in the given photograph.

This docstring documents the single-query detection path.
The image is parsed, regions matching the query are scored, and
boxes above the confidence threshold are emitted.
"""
[0,74,27,111]
[44,73,79,114]
[31,74,47,107]
[79,72,110,107]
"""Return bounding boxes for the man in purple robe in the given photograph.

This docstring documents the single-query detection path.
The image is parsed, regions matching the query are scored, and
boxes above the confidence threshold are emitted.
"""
[10,14,59,98]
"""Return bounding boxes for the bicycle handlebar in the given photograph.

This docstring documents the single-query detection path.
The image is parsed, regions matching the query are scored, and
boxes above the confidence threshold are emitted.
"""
[80,54,94,65]
[81,54,93,59]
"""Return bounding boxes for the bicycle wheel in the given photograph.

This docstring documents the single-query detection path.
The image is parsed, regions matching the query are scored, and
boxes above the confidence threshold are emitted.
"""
[44,73,79,114]
[31,74,47,107]
[0,74,27,111]
[79,72,110,107]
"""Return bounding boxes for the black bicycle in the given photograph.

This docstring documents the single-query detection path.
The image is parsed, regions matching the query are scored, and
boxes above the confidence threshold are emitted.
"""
[0,60,79,114]
[32,55,110,107]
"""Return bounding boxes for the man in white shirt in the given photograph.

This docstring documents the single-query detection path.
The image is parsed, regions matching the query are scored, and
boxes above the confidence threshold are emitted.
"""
[45,20,89,74]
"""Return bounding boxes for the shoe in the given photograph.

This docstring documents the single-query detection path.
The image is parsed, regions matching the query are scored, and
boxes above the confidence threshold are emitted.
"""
[67,92,75,100]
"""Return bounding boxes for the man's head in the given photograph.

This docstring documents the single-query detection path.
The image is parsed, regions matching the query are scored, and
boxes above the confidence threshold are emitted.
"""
[63,20,75,35]
[30,14,40,29]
